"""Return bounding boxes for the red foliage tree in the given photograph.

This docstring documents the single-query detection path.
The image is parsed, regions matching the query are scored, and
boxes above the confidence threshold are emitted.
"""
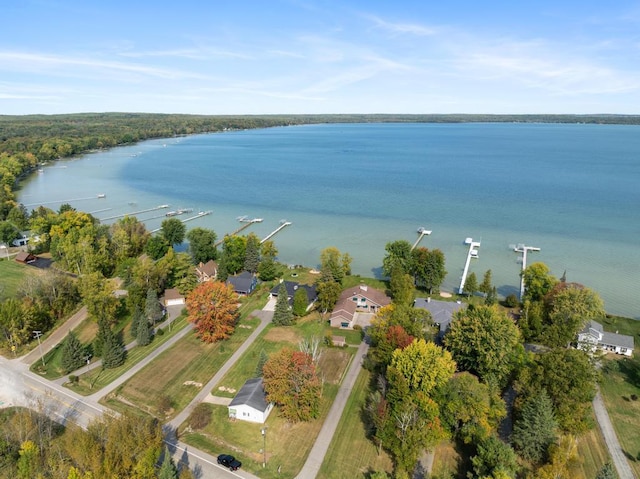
[262,348,322,422]
[186,281,238,343]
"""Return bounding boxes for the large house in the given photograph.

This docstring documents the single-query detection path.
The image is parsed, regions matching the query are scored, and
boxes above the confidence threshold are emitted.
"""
[577,320,634,357]
[228,378,273,424]
[414,298,466,342]
[270,281,318,311]
[195,260,218,282]
[330,285,391,329]
[227,271,257,295]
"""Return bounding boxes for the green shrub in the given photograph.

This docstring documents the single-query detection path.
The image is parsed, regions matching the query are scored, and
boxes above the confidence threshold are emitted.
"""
[504,294,519,308]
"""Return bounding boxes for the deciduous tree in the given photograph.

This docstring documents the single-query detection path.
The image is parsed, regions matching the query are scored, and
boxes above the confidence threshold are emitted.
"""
[186,281,238,342]
[262,348,322,422]
[292,287,309,317]
[464,272,479,297]
[445,305,524,388]
[186,227,217,264]
[389,266,414,306]
[315,278,342,316]
[411,247,447,294]
[160,218,186,246]
[382,240,412,277]
[522,262,557,302]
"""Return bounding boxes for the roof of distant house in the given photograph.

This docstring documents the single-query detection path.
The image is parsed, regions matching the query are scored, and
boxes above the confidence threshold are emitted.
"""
[197,260,218,277]
[337,284,391,306]
[580,320,634,349]
[227,271,256,294]
[270,281,318,304]
[229,377,270,411]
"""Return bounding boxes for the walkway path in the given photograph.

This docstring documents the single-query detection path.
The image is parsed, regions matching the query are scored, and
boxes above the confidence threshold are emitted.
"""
[166,309,273,430]
[593,388,636,479]
[295,341,369,479]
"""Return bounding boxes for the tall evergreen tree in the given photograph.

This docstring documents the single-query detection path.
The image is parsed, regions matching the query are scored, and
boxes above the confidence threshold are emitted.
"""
[272,284,294,326]
[479,269,493,294]
[144,288,163,324]
[102,327,126,369]
[255,349,269,377]
[129,305,144,340]
[61,331,86,374]
[243,233,261,273]
[93,317,111,357]
[511,389,558,463]
[136,317,151,346]
[464,271,479,297]
[158,446,178,479]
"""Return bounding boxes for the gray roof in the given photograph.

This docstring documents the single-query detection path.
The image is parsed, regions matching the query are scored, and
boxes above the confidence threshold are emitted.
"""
[414,298,466,338]
[270,281,318,305]
[227,271,256,294]
[601,331,635,349]
[229,378,269,411]
[580,320,603,335]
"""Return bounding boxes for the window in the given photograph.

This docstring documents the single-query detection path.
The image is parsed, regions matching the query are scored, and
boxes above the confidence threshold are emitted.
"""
[341,322,349,328]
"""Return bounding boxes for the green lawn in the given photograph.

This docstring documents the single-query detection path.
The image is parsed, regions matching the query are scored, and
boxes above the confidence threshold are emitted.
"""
[101,314,261,418]
[0,258,41,300]
[66,315,190,395]
[318,368,393,479]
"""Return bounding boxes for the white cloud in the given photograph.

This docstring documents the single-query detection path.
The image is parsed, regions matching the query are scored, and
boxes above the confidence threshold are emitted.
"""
[365,14,439,36]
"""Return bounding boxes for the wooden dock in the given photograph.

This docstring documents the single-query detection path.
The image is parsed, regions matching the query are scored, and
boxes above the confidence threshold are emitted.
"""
[411,227,432,250]
[261,220,292,244]
[458,238,481,294]
[214,217,263,247]
[150,210,212,233]
[513,244,540,299]
[99,204,170,221]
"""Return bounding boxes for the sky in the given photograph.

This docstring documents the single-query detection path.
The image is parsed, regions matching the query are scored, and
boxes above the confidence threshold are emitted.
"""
[1,0,640,115]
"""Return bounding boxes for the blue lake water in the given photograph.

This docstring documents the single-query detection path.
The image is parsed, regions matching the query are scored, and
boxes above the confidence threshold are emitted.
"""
[18,123,640,318]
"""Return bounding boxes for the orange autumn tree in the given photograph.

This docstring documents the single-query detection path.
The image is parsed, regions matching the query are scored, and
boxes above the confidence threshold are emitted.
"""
[262,347,322,422]
[186,281,238,342]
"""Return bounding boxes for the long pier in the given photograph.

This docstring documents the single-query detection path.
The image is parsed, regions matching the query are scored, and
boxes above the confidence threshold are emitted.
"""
[261,220,292,244]
[99,204,170,222]
[514,244,540,299]
[411,227,432,250]
[150,211,212,233]
[214,217,263,247]
[458,238,481,294]
[24,194,107,207]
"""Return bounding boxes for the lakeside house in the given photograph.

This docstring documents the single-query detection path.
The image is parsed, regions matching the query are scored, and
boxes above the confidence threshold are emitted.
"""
[414,298,466,342]
[330,285,391,329]
[269,280,318,311]
[577,320,634,357]
[226,271,258,295]
[228,377,273,424]
[195,260,218,282]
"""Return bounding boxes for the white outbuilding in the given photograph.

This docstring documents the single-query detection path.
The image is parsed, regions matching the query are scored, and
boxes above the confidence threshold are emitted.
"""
[228,378,273,424]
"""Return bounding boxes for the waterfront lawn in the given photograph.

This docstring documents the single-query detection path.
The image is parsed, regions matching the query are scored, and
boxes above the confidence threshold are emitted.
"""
[101,315,260,419]
[318,369,393,479]
[599,355,640,477]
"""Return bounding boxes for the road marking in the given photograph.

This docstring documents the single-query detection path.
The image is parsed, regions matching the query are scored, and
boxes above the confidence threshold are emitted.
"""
[24,373,104,414]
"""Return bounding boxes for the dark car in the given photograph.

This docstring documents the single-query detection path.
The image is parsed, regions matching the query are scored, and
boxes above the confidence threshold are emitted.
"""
[217,454,242,471]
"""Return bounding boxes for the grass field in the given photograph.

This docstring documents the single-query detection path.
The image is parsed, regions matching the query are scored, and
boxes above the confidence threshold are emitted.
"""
[0,258,42,300]
[318,368,393,479]
[102,314,261,419]
[600,355,640,477]
[180,313,359,478]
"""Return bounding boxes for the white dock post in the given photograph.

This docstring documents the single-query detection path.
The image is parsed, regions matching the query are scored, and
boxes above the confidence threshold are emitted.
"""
[514,244,541,299]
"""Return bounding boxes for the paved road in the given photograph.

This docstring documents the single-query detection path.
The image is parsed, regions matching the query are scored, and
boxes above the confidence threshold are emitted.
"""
[593,389,636,479]
[295,341,369,479]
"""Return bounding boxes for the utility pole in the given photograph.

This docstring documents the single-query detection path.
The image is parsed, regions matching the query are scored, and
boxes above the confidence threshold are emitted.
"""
[33,330,45,367]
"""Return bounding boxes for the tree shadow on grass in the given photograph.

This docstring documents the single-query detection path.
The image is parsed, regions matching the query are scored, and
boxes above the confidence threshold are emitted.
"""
[617,358,640,389]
